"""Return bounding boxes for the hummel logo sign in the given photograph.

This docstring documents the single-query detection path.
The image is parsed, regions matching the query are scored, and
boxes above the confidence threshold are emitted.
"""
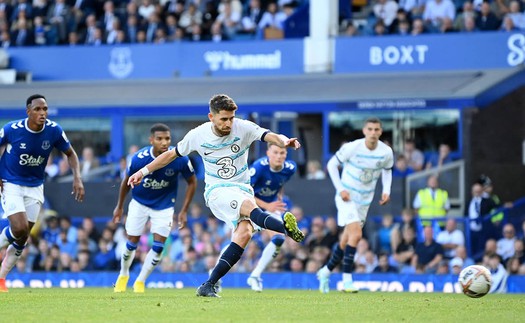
[204,151,213,156]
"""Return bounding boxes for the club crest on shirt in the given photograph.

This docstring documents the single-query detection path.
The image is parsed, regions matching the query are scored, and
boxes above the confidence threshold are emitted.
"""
[20,143,26,149]
[230,200,238,209]
[231,144,240,153]
[41,140,50,150]
[165,168,175,177]
[376,161,383,168]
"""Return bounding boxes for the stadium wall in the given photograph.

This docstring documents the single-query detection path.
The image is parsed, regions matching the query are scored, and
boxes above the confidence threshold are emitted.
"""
[463,87,525,200]
[4,272,525,293]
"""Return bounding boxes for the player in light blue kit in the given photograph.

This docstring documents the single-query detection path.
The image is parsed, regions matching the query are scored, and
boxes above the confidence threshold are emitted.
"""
[246,142,297,292]
[0,94,84,292]
[317,117,393,293]
[128,94,305,297]
[113,123,197,293]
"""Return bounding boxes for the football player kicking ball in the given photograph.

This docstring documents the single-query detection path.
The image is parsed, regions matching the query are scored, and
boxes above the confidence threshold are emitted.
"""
[128,94,305,297]
[0,94,84,292]
[317,117,393,293]
[246,142,297,292]
[113,123,197,293]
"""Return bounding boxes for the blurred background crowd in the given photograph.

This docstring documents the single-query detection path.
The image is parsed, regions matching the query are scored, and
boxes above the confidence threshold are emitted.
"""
[1,0,524,48]
[1,134,522,285]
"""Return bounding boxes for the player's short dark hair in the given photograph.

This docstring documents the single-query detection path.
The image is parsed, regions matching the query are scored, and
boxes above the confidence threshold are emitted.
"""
[26,94,46,107]
[150,123,170,135]
[364,117,382,127]
[209,94,238,115]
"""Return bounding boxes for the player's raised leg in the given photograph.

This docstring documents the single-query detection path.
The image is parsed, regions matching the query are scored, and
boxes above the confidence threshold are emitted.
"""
[249,207,304,243]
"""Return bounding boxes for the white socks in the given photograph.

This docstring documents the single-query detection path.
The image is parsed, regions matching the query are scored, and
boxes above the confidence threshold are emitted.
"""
[319,265,331,276]
[136,249,161,283]
[0,245,21,279]
[119,248,136,277]
[343,273,353,284]
[251,241,278,278]
[0,228,12,249]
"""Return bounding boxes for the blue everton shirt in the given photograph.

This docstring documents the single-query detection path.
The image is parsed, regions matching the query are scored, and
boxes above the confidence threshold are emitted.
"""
[250,157,296,203]
[0,118,70,186]
[129,146,194,210]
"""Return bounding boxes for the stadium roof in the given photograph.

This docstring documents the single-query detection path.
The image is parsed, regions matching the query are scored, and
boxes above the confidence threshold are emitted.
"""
[0,68,523,109]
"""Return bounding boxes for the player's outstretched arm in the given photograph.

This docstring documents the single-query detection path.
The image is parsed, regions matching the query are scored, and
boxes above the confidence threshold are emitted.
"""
[176,174,197,229]
[113,175,131,223]
[128,149,178,187]
[64,147,85,202]
[264,133,301,150]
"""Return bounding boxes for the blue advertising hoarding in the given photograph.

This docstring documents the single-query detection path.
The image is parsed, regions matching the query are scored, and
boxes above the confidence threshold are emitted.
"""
[335,32,525,73]
[7,33,525,80]
[6,40,304,81]
[4,272,525,293]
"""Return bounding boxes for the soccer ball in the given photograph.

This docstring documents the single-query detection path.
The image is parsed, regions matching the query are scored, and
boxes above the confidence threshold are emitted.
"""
[458,265,492,298]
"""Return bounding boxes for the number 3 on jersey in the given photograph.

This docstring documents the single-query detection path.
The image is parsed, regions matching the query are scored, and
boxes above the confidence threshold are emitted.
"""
[217,157,236,179]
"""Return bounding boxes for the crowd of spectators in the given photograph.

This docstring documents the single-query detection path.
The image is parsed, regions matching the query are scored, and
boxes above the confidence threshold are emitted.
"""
[1,0,521,48]
[0,0,304,47]
[4,201,524,284]
[343,0,525,37]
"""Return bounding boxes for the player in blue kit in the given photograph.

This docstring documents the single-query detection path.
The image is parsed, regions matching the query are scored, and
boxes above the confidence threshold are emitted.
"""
[246,142,296,292]
[0,94,84,292]
[113,123,197,293]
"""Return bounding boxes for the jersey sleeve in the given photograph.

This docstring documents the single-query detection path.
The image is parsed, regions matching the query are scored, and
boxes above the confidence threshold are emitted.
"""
[176,128,197,157]
[239,119,268,143]
[284,160,297,178]
[179,156,195,180]
[334,140,359,163]
[385,146,395,169]
[127,153,141,176]
[0,123,8,146]
[52,123,72,152]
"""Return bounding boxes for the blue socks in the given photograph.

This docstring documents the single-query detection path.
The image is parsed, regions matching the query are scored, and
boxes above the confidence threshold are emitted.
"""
[208,242,244,284]
[326,244,344,271]
[271,234,285,247]
[343,245,356,274]
[249,208,285,233]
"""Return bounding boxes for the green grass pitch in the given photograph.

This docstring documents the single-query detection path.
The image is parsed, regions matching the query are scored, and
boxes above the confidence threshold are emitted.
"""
[1,288,523,322]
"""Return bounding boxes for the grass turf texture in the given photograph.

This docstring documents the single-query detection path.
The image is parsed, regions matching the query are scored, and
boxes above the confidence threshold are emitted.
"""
[1,288,523,322]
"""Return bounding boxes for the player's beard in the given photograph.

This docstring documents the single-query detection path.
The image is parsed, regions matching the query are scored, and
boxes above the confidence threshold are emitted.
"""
[214,125,231,136]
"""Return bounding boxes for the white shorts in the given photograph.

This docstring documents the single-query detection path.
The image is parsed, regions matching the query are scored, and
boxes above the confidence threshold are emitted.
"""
[206,187,256,231]
[125,199,173,237]
[335,194,369,228]
[1,182,44,222]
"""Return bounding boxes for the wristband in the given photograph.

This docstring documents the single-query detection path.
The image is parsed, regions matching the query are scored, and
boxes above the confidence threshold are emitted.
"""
[140,166,150,177]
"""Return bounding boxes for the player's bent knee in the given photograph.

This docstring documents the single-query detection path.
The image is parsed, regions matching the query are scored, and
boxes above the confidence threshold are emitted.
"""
[11,227,29,243]
[151,240,165,255]
[271,234,285,247]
